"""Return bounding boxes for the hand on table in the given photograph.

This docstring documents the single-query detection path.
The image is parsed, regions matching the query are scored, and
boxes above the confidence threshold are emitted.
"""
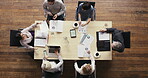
[87,50,90,54]
[79,21,87,27]
[53,14,58,20]
[54,49,59,56]
[99,29,107,32]
[78,21,81,25]
[34,47,38,50]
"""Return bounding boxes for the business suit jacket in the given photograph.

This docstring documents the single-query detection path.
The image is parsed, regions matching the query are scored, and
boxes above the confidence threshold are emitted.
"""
[106,28,125,52]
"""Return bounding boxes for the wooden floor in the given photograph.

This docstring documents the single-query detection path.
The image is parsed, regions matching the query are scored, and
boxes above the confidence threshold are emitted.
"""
[0,0,148,78]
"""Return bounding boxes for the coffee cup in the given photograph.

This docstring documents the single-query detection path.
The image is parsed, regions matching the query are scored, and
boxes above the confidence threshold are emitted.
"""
[94,52,101,58]
[73,22,79,28]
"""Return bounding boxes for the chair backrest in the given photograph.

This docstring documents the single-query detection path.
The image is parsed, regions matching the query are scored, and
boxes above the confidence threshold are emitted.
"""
[10,30,34,47]
[10,30,22,46]
[78,1,95,8]
[122,32,130,48]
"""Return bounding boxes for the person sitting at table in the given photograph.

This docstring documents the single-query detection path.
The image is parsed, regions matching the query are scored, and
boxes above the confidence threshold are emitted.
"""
[74,51,95,76]
[99,28,125,52]
[41,49,63,78]
[77,1,94,26]
[15,23,40,49]
[43,0,66,22]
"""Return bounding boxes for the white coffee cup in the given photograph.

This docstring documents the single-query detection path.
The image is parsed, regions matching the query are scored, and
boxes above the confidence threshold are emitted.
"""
[73,22,79,28]
[94,52,101,58]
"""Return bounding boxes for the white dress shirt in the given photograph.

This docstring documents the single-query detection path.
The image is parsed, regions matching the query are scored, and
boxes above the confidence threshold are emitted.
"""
[20,23,37,49]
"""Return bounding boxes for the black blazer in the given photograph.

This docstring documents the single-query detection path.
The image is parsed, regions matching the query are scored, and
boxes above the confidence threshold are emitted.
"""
[106,28,124,52]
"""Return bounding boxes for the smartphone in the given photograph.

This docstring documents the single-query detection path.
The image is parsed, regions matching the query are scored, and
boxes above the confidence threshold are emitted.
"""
[70,29,76,38]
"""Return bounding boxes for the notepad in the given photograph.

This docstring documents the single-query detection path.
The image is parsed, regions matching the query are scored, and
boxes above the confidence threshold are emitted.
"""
[34,38,47,47]
[36,30,48,38]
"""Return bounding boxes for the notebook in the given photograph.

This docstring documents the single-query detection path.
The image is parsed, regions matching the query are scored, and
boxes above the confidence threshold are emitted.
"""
[34,38,47,47]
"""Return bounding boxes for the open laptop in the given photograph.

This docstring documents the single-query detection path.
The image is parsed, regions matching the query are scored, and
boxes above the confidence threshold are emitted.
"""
[96,32,111,51]
[97,40,110,51]
[46,45,61,57]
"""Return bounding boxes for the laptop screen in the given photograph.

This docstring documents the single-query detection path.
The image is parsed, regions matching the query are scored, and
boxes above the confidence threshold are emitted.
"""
[48,46,60,53]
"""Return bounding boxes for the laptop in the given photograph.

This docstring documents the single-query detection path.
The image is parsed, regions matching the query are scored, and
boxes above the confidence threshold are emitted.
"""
[97,40,110,51]
[47,45,61,57]
[96,32,111,51]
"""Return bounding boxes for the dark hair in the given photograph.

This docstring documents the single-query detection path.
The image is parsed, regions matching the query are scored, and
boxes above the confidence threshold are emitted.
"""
[15,32,22,40]
[82,2,91,10]
[47,0,55,2]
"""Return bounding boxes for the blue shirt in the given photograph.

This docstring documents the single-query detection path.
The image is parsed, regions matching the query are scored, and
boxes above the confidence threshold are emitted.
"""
[78,3,94,21]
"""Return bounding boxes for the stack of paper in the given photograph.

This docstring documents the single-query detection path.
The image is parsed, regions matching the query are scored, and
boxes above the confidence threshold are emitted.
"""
[50,20,63,32]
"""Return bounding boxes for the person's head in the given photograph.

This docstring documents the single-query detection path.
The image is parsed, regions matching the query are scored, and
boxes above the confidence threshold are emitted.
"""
[82,2,91,10]
[112,41,122,51]
[82,64,92,75]
[47,0,55,5]
[16,32,22,40]
[42,61,51,70]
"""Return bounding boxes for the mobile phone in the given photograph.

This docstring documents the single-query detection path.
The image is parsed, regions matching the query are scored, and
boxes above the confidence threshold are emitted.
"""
[70,29,76,38]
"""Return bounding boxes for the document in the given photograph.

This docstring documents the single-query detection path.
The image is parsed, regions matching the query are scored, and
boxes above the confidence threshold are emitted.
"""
[50,20,63,32]
[80,34,94,46]
[34,38,47,47]
[36,21,49,38]
[78,44,90,57]
[40,21,49,32]
[36,30,48,38]
[98,32,110,40]
[78,22,88,33]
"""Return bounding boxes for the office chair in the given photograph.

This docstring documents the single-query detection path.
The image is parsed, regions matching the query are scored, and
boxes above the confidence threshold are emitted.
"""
[122,31,131,48]
[75,60,96,78]
[57,0,64,3]
[75,1,96,21]
[10,30,34,47]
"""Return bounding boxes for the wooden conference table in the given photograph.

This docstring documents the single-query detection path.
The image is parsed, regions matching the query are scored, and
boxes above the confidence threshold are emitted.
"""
[34,21,112,60]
